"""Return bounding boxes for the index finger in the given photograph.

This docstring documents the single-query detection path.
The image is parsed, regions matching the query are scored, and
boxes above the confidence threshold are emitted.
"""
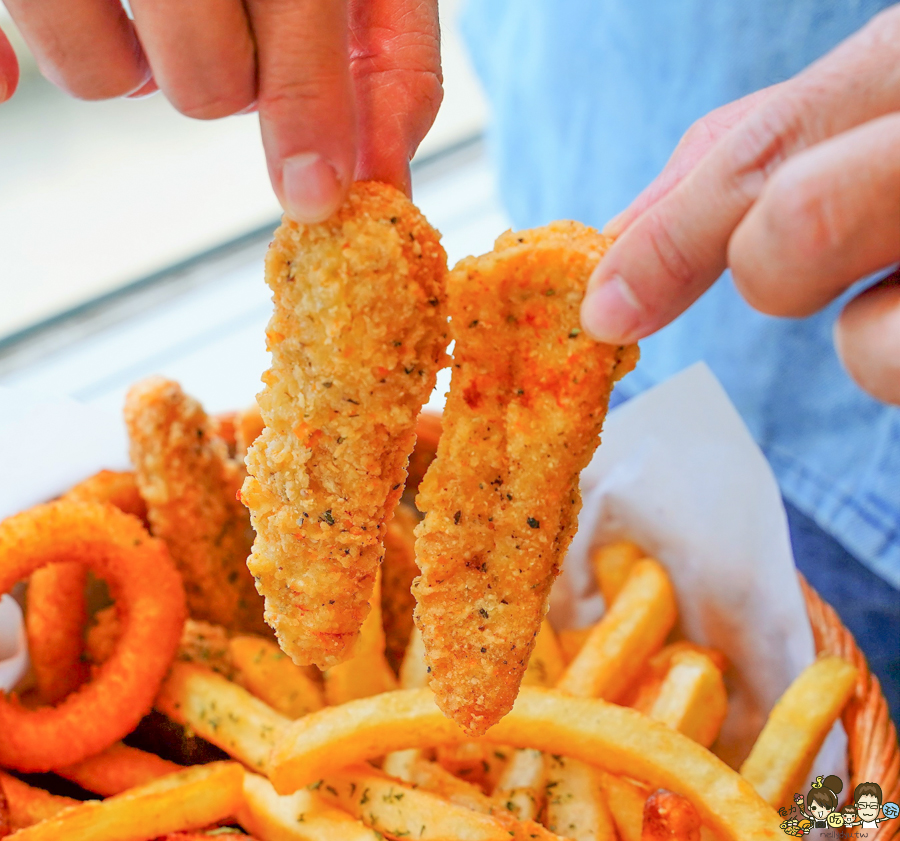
[582,5,900,343]
[247,0,357,224]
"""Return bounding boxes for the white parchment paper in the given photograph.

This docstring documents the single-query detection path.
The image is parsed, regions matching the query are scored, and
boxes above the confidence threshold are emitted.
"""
[0,367,846,777]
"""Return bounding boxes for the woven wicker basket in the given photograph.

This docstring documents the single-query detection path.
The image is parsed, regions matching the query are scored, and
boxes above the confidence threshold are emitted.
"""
[801,576,900,840]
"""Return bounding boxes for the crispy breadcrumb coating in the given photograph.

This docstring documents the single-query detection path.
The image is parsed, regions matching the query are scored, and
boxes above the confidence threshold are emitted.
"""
[414,222,638,735]
[125,377,267,634]
[242,181,449,669]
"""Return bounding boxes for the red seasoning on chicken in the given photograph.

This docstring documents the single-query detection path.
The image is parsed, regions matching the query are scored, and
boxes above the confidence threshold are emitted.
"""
[242,182,449,669]
[414,222,638,735]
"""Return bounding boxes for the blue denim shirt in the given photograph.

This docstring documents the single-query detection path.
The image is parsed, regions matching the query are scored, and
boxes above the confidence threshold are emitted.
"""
[461,0,900,588]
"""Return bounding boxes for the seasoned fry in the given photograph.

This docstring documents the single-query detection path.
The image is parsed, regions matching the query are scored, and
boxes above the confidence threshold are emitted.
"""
[415,222,638,735]
[242,182,449,670]
[156,662,289,774]
[597,772,649,841]
[8,761,244,841]
[317,765,561,841]
[493,748,546,821]
[642,789,701,841]
[240,772,380,841]
[591,540,646,606]
[544,754,617,841]
[386,754,498,814]
[381,503,420,673]
[269,687,784,840]
[56,742,181,796]
[739,656,857,807]
[435,741,510,792]
[647,650,727,748]
[230,635,325,718]
[557,558,677,701]
[0,771,76,832]
[125,377,266,634]
[324,571,398,705]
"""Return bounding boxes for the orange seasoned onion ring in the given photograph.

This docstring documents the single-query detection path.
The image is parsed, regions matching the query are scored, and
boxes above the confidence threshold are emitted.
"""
[0,500,186,772]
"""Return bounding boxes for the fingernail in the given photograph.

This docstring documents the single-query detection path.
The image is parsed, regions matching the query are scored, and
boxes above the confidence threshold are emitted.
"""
[581,273,645,343]
[282,153,342,223]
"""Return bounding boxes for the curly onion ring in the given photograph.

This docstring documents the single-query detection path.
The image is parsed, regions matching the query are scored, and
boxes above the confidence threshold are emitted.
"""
[26,470,149,704]
[0,500,186,772]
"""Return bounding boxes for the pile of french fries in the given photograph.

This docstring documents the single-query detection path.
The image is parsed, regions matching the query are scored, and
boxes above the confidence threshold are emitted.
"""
[1,530,860,841]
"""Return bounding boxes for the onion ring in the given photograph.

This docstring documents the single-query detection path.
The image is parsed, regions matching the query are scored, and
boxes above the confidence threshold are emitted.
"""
[26,470,148,704]
[0,500,186,772]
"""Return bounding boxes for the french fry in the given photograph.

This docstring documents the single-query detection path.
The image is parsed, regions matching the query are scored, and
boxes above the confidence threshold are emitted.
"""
[642,789,701,841]
[494,748,546,821]
[269,687,784,840]
[557,559,677,701]
[384,628,429,778]
[55,742,181,796]
[381,503,420,673]
[597,771,649,841]
[521,620,566,688]
[739,656,857,807]
[229,635,325,719]
[558,627,592,665]
[591,540,646,606]
[495,619,563,819]
[398,625,428,690]
[8,761,244,841]
[324,572,398,705]
[623,643,727,713]
[544,754,617,841]
[156,661,289,773]
[647,650,728,748]
[240,772,380,841]
[435,741,510,792]
[387,755,499,814]
[0,771,76,832]
[317,765,561,841]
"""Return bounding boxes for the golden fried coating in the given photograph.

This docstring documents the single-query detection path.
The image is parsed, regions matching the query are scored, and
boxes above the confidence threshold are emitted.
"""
[242,181,449,669]
[124,377,267,633]
[414,222,638,735]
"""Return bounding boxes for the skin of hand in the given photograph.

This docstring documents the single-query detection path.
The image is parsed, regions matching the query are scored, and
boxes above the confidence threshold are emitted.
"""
[581,4,900,405]
[0,0,442,222]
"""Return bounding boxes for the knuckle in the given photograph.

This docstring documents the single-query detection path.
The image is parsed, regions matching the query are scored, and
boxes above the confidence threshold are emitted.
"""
[175,87,255,120]
[722,93,810,202]
[643,212,697,294]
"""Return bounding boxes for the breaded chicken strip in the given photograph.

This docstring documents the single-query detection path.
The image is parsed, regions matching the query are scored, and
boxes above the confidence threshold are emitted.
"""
[414,222,638,735]
[125,377,267,634]
[242,181,449,669]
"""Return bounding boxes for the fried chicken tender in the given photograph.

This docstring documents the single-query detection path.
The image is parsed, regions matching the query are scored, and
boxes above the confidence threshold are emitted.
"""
[414,222,638,735]
[242,181,449,669]
[125,377,267,634]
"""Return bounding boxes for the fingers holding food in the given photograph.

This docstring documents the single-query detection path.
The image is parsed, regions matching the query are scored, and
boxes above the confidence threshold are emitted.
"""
[0,500,186,772]
[242,181,449,669]
[125,377,267,634]
[414,222,638,735]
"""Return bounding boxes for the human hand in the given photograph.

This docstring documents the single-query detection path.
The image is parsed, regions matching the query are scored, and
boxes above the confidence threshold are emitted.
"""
[581,5,900,405]
[0,0,442,222]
